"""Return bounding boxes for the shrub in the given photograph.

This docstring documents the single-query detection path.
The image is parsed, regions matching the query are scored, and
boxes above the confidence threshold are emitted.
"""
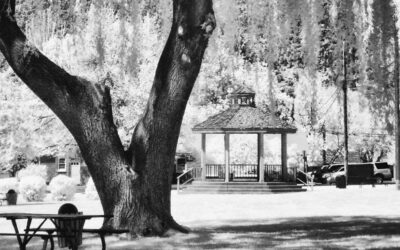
[49,175,76,201]
[19,176,47,202]
[18,164,47,181]
[85,178,99,200]
[0,178,18,193]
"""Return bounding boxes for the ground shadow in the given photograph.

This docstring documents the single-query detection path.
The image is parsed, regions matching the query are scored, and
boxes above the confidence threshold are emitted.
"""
[107,216,400,250]
[1,216,400,249]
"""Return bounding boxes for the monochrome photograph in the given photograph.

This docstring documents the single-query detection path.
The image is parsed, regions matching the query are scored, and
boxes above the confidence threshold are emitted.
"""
[1,0,400,249]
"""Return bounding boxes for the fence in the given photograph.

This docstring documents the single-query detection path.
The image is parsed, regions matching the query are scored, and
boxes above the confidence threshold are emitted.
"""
[264,164,282,181]
[230,164,258,178]
[206,164,224,178]
[204,164,286,181]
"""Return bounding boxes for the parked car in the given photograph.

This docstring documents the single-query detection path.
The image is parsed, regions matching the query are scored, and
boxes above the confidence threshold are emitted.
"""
[374,162,393,183]
[172,152,197,184]
[305,165,333,184]
[325,166,349,184]
[176,152,196,162]
[319,164,344,184]
[322,162,392,184]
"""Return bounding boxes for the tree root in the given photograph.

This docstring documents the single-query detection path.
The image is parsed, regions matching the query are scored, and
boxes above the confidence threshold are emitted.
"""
[168,219,190,234]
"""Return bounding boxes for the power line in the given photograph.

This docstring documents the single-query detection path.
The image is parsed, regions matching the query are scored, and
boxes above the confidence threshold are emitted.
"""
[297,88,339,119]
[319,88,339,111]
[325,129,390,137]
[320,93,338,120]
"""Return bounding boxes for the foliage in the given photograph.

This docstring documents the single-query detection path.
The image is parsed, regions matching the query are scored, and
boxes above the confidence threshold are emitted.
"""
[363,0,398,135]
[0,178,19,194]
[19,176,47,202]
[7,153,27,177]
[17,164,47,181]
[1,0,399,176]
[49,175,76,201]
[230,135,257,164]
[0,65,75,169]
[84,177,99,200]
[0,0,165,167]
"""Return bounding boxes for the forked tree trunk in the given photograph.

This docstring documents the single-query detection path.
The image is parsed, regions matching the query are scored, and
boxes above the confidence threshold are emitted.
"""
[0,0,215,236]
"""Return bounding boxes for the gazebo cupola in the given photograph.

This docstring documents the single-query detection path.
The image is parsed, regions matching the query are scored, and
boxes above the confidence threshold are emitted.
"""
[192,84,297,183]
[228,85,256,107]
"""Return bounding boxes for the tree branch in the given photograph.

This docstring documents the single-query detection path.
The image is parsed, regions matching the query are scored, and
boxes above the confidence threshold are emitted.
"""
[0,0,15,18]
[1,2,101,113]
[129,0,215,163]
[0,0,128,183]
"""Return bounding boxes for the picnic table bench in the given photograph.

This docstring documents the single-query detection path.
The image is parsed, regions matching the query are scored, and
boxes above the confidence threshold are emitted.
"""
[0,231,69,250]
[0,193,6,205]
[26,227,129,250]
[0,189,17,205]
[0,212,123,250]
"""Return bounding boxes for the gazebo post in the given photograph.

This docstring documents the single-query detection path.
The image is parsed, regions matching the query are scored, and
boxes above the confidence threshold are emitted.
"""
[281,133,288,181]
[258,133,265,182]
[201,133,206,181]
[224,133,230,183]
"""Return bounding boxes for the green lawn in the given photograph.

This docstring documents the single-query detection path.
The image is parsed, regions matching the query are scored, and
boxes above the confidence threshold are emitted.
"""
[1,185,400,249]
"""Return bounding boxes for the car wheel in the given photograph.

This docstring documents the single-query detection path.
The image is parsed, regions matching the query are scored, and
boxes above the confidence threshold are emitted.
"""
[375,176,383,184]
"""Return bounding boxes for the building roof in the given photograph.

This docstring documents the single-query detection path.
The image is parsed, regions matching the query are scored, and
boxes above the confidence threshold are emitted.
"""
[192,105,297,133]
[229,85,255,95]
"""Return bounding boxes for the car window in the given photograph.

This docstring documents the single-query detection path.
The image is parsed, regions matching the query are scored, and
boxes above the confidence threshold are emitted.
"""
[329,165,343,172]
[375,162,389,169]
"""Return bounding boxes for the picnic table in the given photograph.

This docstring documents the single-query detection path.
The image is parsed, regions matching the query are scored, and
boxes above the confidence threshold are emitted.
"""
[0,193,6,205]
[0,212,111,250]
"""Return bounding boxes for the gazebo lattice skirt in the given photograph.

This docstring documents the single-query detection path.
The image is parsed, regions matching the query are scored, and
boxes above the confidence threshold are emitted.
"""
[202,164,296,182]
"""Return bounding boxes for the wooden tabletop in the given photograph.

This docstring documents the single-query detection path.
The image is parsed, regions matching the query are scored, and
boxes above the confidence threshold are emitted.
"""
[0,213,112,220]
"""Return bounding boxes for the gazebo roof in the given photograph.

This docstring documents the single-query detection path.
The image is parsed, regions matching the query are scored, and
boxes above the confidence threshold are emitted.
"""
[229,85,255,95]
[192,105,297,133]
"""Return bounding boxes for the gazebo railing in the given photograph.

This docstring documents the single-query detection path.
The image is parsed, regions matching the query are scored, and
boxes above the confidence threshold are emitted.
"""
[206,164,225,178]
[204,164,297,182]
[206,164,283,180]
[206,164,258,179]
[230,164,258,178]
[264,164,282,181]
[177,168,202,192]
[296,168,314,190]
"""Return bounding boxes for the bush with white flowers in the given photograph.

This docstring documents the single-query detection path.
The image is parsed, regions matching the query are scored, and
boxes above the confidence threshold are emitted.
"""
[18,164,47,181]
[0,178,18,193]
[49,175,76,201]
[85,178,99,200]
[19,176,47,202]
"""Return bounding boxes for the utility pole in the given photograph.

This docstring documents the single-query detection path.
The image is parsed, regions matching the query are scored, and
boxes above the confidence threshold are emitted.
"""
[343,41,349,187]
[395,34,400,190]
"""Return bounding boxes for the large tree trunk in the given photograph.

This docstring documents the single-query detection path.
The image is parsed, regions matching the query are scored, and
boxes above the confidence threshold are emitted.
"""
[0,0,215,236]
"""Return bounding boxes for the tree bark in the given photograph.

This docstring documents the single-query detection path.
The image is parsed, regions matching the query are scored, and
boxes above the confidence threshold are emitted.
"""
[0,0,215,236]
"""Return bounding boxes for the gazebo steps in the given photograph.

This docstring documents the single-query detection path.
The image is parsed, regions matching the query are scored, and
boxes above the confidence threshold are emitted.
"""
[179,181,306,194]
[180,190,306,194]
[190,181,292,186]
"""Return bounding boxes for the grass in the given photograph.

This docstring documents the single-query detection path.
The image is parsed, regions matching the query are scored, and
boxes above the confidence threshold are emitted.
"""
[1,185,400,249]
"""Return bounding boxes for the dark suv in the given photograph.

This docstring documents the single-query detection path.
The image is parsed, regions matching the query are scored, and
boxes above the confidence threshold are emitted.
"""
[323,162,392,184]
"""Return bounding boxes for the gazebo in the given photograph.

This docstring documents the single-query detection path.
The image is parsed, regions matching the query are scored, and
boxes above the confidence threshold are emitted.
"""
[192,86,297,183]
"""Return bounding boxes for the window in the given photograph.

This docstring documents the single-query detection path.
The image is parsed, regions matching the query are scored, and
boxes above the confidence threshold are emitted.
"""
[58,158,66,172]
